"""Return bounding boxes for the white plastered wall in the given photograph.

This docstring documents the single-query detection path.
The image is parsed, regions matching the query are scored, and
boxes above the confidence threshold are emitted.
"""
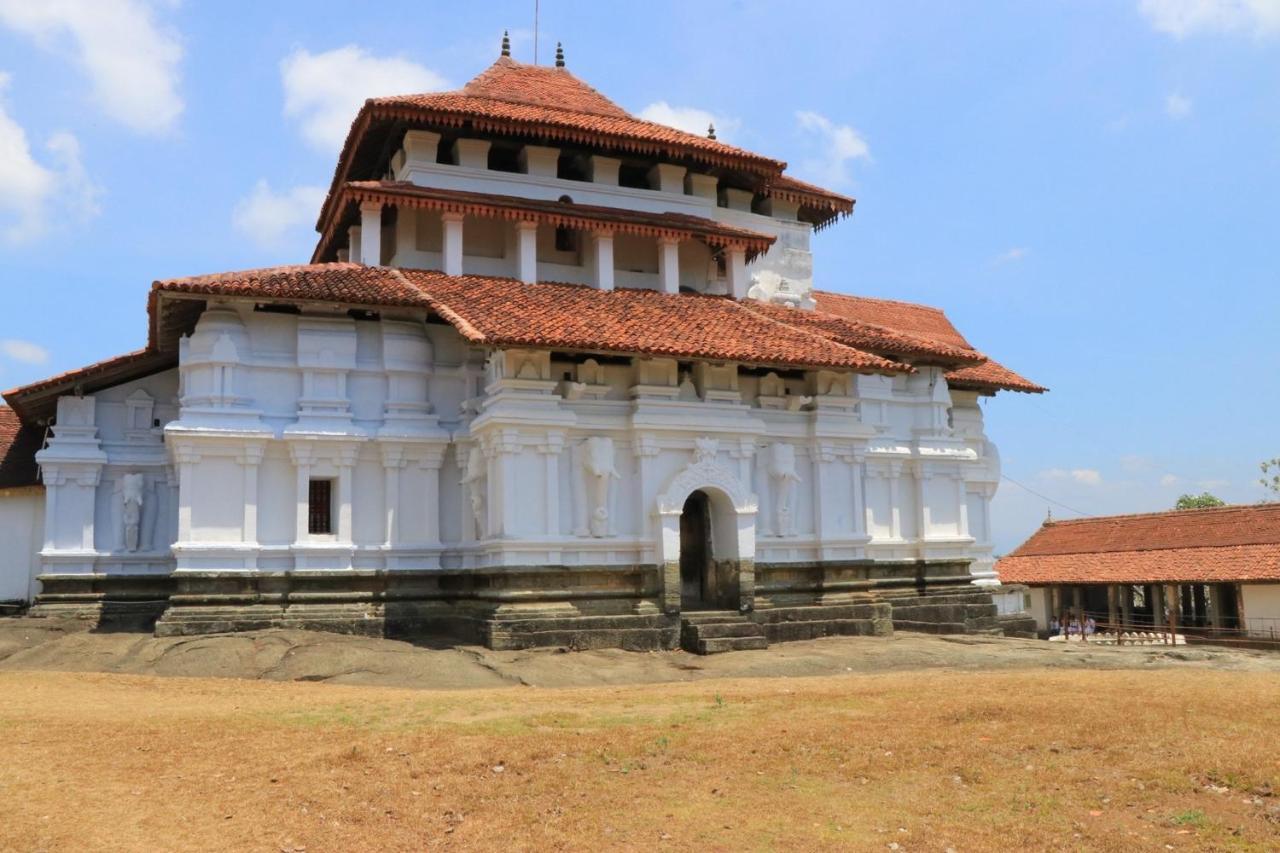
[1240,583,1280,636]
[0,487,44,602]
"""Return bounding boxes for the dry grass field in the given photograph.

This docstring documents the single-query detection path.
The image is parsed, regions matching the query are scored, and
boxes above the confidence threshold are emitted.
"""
[0,668,1277,852]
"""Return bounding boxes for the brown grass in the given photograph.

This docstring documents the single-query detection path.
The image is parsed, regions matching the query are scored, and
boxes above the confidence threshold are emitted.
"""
[0,669,1276,851]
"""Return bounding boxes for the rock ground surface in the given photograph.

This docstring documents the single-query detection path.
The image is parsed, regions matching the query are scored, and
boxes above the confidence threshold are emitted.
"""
[2,618,1277,689]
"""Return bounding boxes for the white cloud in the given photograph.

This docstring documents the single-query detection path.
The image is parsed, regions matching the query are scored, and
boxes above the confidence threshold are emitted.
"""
[637,101,740,140]
[0,339,49,365]
[1138,0,1280,38]
[281,46,448,151]
[993,247,1030,264]
[0,73,100,243]
[1165,92,1193,119]
[232,180,326,249]
[1160,473,1181,487]
[0,0,183,134]
[793,111,871,187]
[1042,468,1104,486]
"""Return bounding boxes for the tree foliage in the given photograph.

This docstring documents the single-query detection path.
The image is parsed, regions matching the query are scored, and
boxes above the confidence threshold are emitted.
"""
[1261,459,1280,498]
[1174,492,1225,510]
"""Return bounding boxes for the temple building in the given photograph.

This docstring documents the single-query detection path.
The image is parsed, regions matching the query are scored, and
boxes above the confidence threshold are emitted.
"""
[1000,504,1280,644]
[0,41,1043,652]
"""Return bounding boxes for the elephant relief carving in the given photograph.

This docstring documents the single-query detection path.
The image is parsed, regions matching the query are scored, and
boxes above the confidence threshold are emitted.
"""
[121,473,145,552]
[460,446,487,539]
[766,443,802,537]
[579,436,621,537]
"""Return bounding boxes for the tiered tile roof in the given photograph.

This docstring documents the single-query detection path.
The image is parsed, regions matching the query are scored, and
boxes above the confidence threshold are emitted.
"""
[150,264,906,372]
[320,56,854,233]
[998,504,1280,584]
[4,265,1043,423]
[813,291,1045,393]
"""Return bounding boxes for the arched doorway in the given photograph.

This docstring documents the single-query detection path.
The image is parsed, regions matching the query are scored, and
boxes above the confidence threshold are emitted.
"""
[656,449,759,615]
[680,491,712,610]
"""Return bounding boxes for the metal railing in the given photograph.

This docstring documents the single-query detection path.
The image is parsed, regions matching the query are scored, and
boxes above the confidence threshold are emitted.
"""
[1048,608,1280,649]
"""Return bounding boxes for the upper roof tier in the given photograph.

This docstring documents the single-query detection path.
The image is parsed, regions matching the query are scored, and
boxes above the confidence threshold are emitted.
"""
[319,54,853,235]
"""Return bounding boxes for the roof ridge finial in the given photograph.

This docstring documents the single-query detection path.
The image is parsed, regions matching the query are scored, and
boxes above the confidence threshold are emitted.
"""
[501,30,511,57]
[555,42,565,68]
[707,122,716,140]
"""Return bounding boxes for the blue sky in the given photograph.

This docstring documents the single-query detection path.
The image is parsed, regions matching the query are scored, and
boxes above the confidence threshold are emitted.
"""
[0,0,1277,552]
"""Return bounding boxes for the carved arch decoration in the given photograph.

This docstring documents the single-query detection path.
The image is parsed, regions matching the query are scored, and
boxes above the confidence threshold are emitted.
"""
[656,456,758,517]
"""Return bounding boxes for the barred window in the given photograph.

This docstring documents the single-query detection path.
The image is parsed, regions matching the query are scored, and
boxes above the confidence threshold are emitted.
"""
[308,479,333,535]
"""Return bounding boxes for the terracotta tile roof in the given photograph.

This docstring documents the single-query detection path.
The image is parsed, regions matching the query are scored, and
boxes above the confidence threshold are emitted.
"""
[945,359,1047,394]
[813,290,1045,394]
[0,406,42,489]
[395,269,907,372]
[370,58,786,174]
[316,182,776,264]
[154,263,432,308]
[815,291,975,349]
[318,57,859,234]
[146,263,907,373]
[2,349,175,426]
[998,504,1280,584]
[766,175,855,231]
[743,301,985,366]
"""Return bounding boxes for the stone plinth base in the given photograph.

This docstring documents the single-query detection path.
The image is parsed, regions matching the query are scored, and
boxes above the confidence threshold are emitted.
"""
[28,558,1005,650]
[29,573,173,630]
[755,559,1000,636]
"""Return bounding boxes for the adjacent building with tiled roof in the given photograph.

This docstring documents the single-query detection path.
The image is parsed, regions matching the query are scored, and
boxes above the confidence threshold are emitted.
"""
[0,38,1043,650]
[998,506,1280,640]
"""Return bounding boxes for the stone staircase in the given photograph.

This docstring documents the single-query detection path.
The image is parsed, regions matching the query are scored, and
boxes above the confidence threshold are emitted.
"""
[680,611,769,654]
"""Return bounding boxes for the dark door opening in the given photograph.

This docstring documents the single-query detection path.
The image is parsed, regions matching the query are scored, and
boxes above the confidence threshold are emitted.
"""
[679,491,712,610]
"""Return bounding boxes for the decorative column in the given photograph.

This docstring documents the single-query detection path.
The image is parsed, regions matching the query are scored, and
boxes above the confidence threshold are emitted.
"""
[811,444,832,540]
[590,230,614,291]
[336,449,357,545]
[442,212,464,276]
[915,462,931,541]
[956,475,971,539]
[175,449,199,545]
[238,444,264,548]
[291,446,312,544]
[658,237,681,294]
[633,434,660,543]
[381,445,405,547]
[726,246,748,299]
[359,202,383,266]
[163,467,180,551]
[849,450,867,538]
[516,220,538,284]
[888,462,903,540]
[537,433,565,536]
[347,225,362,267]
[419,448,445,546]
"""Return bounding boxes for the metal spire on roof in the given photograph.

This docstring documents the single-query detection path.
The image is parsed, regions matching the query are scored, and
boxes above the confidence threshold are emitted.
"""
[501,30,511,57]
[555,42,565,67]
[707,123,716,140]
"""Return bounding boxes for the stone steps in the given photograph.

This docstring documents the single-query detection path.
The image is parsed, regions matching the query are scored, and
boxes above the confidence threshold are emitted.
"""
[680,611,769,655]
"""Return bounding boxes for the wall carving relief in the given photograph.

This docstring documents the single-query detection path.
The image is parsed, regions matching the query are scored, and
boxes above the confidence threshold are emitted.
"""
[765,443,802,537]
[121,472,145,552]
[656,437,757,516]
[575,436,620,537]
[460,445,487,539]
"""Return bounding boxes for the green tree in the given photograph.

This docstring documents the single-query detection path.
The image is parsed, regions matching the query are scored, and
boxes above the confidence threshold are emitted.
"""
[1175,492,1225,510]
[1261,459,1280,498]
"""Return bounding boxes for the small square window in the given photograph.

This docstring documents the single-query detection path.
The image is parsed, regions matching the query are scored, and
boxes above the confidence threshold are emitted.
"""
[308,479,333,535]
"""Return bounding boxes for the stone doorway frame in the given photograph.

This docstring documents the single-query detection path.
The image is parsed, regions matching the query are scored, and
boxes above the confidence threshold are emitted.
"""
[656,450,757,615]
